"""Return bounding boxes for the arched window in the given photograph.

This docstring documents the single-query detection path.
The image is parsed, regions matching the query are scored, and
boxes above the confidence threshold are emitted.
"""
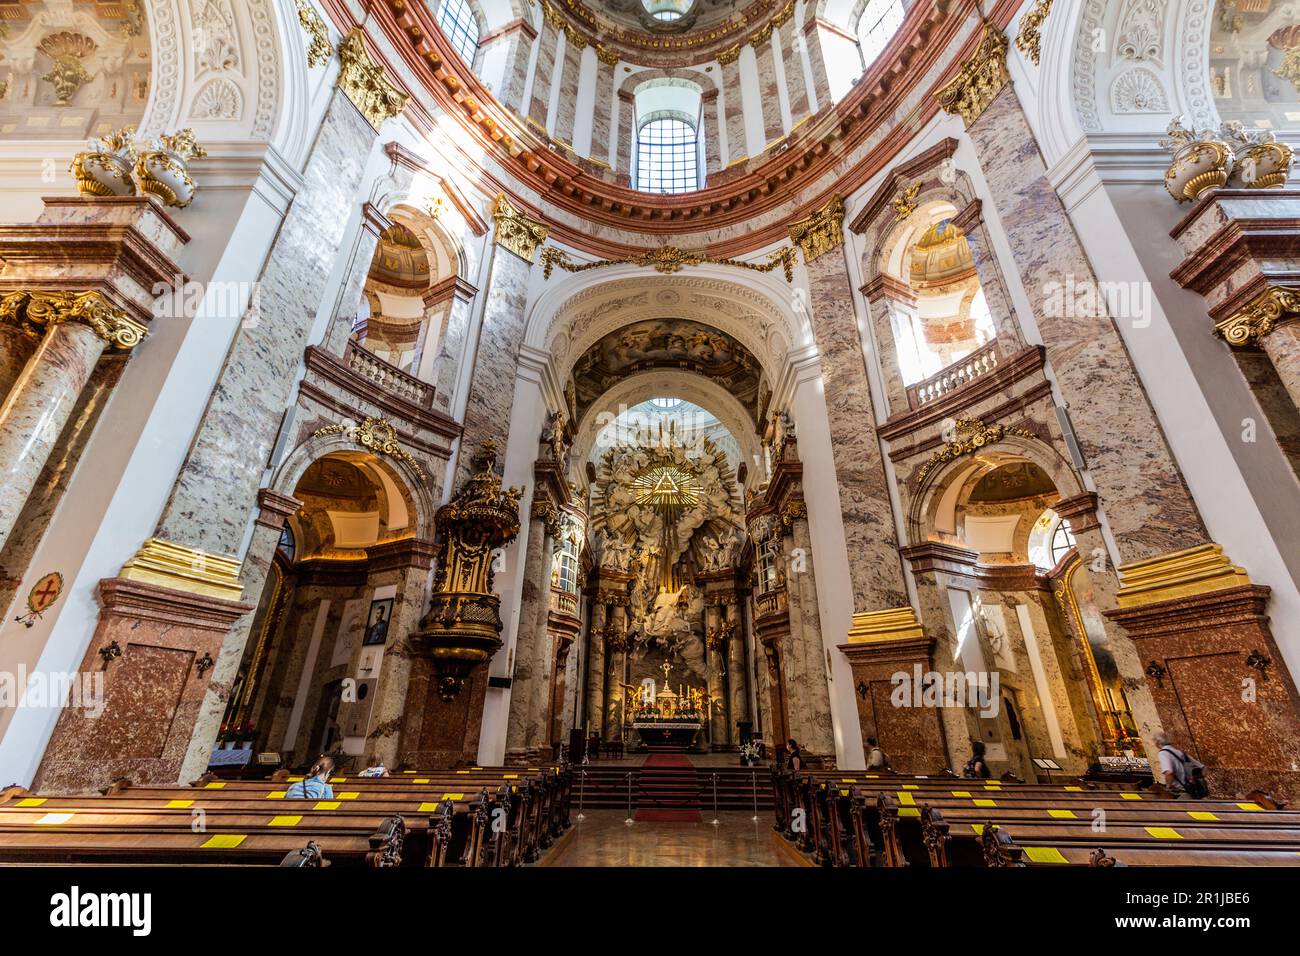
[1050,519,1077,565]
[857,0,905,68]
[436,0,480,64]
[636,116,699,194]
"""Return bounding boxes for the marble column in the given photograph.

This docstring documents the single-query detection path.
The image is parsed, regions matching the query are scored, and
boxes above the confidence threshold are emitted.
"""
[861,275,916,415]
[175,488,305,782]
[526,15,561,131]
[778,17,810,122]
[0,306,135,552]
[453,195,546,487]
[480,19,535,113]
[364,559,432,768]
[585,600,607,735]
[950,200,1024,356]
[591,50,617,167]
[941,27,1206,564]
[725,602,748,744]
[1257,319,1300,414]
[719,55,747,164]
[784,510,835,756]
[705,604,727,746]
[552,34,584,146]
[151,87,385,560]
[753,35,785,146]
[701,90,722,176]
[616,90,635,178]
[789,197,910,613]
[431,279,477,414]
[799,13,832,111]
[604,607,628,742]
[506,506,554,759]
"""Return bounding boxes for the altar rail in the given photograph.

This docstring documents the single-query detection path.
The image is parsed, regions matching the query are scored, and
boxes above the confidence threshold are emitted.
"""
[906,339,998,408]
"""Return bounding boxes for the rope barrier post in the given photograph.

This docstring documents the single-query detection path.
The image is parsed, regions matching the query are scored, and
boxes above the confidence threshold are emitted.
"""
[625,770,634,826]
[711,772,719,827]
[751,769,759,823]
[577,769,586,822]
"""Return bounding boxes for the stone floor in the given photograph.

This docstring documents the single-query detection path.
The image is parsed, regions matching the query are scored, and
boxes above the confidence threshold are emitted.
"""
[540,810,807,867]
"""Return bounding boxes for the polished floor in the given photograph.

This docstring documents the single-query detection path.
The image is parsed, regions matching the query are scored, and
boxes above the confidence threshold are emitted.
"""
[541,810,807,867]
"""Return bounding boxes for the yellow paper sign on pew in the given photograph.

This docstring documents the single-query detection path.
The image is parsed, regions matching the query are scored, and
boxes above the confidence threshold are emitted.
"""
[897,792,916,806]
[973,799,997,808]
[266,791,287,799]
[36,813,74,825]
[417,802,441,812]
[841,779,858,783]
[204,782,226,789]
[313,801,341,811]
[503,774,519,779]
[970,823,986,835]
[328,777,345,783]
[165,799,194,809]
[1145,826,1183,839]
[1237,802,1263,811]
[1188,811,1219,821]
[1048,809,1077,819]
[336,792,359,800]
[1023,846,1069,864]
[268,815,303,827]
[951,791,971,797]
[899,807,921,818]
[442,792,465,801]
[413,778,430,783]
[201,834,246,849]
[1120,792,1142,800]
[901,784,918,790]
[455,770,470,774]
[15,798,46,807]
[1063,786,1083,791]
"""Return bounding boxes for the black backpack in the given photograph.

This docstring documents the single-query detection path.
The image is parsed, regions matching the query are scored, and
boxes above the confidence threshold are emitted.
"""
[1164,746,1209,799]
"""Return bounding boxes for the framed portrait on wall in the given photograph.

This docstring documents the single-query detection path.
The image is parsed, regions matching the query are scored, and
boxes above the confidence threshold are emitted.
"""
[363,597,394,646]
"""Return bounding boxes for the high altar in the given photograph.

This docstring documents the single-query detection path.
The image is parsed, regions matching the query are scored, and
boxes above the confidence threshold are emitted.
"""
[583,427,753,751]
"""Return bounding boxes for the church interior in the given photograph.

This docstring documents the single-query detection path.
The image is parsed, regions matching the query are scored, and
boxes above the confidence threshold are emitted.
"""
[2,0,1300,879]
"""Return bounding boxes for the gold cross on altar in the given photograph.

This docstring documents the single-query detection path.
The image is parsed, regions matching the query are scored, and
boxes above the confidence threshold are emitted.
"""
[660,661,672,682]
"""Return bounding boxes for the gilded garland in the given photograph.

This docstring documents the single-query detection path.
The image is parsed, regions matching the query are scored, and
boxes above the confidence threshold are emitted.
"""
[296,0,334,69]
[916,418,1036,483]
[1014,0,1052,66]
[540,244,797,282]
[312,416,424,473]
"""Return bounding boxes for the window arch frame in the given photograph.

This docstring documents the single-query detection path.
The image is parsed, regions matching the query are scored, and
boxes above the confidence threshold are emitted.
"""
[634,110,701,195]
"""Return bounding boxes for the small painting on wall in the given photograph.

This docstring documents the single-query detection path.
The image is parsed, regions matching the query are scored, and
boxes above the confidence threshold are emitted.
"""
[363,597,394,646]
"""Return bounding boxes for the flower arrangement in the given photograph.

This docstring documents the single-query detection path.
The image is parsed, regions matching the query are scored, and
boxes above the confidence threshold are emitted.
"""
[739,741,762,765]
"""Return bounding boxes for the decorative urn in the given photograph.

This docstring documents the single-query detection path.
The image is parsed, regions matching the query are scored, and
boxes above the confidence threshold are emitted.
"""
[411,441,523,700]
[134,128,208,208]
[1160,115,1234,202]
[71,128,138,198]
[1222,121,1293,190]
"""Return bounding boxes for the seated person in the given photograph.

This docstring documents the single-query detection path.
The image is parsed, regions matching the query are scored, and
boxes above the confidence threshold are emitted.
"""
[286,755,336,799]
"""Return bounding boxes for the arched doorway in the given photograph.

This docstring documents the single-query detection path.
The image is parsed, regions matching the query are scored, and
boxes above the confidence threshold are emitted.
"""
[215,451,422,772]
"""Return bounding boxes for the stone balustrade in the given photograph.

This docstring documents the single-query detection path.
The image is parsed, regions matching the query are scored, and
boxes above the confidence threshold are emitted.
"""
[345,339,435,409]
[906,338,999,408]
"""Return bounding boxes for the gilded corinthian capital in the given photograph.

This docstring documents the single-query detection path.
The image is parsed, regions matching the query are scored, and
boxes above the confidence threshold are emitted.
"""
[1216,285,1300,347]
[936,23,1011,127]
[337,27,409,129]
[0,290,146,351]
[493,193,550,263]
[787,195,846,264]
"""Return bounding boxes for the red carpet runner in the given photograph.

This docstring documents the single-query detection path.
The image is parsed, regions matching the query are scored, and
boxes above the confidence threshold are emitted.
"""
[634,754,702,822]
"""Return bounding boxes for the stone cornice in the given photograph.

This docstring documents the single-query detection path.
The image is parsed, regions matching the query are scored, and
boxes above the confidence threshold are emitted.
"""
[878,345,1048,444]
[384,142,489,236]
[301,345,462,447]
[849,137,960,234]
[860,272,918,304]
[315,0,1006,257]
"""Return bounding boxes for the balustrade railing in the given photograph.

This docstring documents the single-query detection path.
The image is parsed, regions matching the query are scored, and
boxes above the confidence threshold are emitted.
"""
[905,339,998,409]
[550,588,578,617]
[345,339,435,409]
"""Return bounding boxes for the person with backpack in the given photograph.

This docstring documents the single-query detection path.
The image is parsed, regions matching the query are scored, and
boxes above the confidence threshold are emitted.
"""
[285,755,336,800]
[963,740,991,779]
[866,737,891,770]
[1155,733,1208,799]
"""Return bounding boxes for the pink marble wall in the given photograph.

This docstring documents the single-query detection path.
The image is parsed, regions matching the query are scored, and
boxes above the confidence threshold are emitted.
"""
[721,60,747,163]
[780,19,811,122]
[527,22,560,130]
[552,41,584,145]
[967,87,1207,563]
[590,60,615,165]
[755,41,785,147]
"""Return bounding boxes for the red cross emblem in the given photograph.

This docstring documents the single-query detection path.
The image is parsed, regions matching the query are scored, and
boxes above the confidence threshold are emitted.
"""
[28,572,64,614]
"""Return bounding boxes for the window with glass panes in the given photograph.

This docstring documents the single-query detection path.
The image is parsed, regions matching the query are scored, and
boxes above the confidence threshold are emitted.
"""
[1050,519,1077,565]
[636,117,698,194]
[436,0,480,64]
